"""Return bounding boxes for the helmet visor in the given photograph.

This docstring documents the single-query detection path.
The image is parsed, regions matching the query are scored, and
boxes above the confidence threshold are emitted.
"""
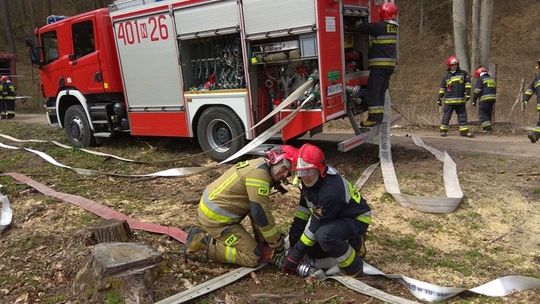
[295,168,319,177]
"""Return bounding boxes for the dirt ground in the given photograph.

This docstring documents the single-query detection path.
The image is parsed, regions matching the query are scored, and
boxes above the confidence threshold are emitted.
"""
[0,116,539,304]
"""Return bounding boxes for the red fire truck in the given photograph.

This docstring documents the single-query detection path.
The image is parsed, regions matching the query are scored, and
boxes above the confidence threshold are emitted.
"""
[29,0,392,160]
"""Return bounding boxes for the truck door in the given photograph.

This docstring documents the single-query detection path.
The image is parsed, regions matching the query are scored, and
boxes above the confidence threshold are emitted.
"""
[68,18,104,94]
[39,29,67,98]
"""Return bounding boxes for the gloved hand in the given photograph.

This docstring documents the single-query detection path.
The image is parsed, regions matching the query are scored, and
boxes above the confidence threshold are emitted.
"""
[523,100,528,107]
[472,100,477,107]
[437,99,442,107]
[281,255,300,274]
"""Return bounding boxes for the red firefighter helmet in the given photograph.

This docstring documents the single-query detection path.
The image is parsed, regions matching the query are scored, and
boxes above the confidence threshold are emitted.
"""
[379,2,398,20]
[0,76,8,82]
[294,144,327,177]
[474,67,488,78]
[446,55,459,68]
[267,145,297,169]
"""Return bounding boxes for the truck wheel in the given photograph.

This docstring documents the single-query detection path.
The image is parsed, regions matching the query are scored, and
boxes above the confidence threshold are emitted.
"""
[64,105,96,147]
[197,107,245,161]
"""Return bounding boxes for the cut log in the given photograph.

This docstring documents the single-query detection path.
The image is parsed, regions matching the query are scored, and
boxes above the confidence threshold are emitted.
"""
[76,219,132,246]
[72,242,162,304]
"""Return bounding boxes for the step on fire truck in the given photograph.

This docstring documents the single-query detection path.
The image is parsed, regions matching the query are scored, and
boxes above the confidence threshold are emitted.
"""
[29,0,391,161]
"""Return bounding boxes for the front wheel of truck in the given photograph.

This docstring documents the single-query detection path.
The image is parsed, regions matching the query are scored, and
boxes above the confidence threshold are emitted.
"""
[64,105,96,147]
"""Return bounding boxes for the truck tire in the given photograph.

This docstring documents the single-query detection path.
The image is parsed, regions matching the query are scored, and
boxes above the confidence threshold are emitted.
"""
[64,105,96,147]
[197,107,245,161]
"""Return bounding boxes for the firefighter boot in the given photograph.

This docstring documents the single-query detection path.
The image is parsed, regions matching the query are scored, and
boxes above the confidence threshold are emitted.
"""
[528,131,540,143]
[460,131,474,138]
[183,227,209,262]
[360,120,378,128]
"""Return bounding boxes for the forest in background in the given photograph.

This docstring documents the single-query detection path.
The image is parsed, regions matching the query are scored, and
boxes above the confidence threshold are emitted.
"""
[0,0,538,126]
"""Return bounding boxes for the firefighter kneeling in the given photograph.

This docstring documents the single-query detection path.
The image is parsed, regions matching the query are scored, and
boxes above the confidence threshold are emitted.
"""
[282,144,371,277]
[184,145,297,267]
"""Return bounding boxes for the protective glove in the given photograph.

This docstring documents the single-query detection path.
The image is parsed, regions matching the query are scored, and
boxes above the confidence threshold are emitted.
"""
[437,99,442,107]
[281,255,300,274]
[523,100,529,107]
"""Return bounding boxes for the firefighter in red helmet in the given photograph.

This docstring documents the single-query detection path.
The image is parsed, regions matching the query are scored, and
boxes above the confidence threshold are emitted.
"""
[282,144,371,277]
[437,55,473,137]
[522,59,540,143]
[471,67,497,131]
[354,2,399,127]
[184,145,298,267]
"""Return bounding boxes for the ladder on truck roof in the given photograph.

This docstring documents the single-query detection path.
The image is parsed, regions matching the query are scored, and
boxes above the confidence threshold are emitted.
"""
[110,0,166,11]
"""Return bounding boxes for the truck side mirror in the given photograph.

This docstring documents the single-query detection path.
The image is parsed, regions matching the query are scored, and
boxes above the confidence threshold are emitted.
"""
[28,47,43,68]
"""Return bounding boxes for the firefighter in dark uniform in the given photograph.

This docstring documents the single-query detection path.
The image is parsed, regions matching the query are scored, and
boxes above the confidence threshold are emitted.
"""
[471,67,497,131]
[355,2,399,127]
[184,145,298,267]
[522,59,540,143]
[1,76,16,119]
[437,55,473,137]
[282,144,371,277]
[0,76,5,119]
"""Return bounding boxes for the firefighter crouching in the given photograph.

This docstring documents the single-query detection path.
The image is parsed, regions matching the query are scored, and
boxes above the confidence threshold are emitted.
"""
[522,59,540,143]
[354,2,399,127]
[1,76,16,119]
[184,145,298,267]
[471,67,497,131]
[282,144,371,277]
[437,55,474,138]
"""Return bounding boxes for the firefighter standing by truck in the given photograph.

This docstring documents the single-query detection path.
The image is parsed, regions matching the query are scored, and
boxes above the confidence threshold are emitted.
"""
[471,67,497,131]
[522,59,540,143]
[0,76,4,119]
[282,144,371,277]
[437,55,474,138]
[1,76,16,119]
[354,2,399,127]
[184,145,298,267]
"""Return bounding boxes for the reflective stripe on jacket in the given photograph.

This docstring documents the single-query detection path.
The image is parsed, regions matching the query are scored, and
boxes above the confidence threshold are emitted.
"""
[439,69,471,104]
[472,74,496,103]
[356,20,398,68]
[197,158,282,247]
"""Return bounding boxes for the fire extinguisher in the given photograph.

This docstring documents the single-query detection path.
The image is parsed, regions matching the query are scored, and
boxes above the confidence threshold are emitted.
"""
[272,97,282,124]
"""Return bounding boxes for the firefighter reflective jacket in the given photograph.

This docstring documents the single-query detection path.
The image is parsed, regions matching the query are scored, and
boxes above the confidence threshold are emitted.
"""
[524,75,540,111]
[197,158,282,249]
[2,81,15,101]
[288,168,371,255]
[438,69,471,104]
[472,73,497,103]
[355,20,398,68]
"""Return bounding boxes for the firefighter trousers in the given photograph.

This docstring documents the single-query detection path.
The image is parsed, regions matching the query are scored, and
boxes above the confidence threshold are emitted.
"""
[366,68,394,123]
[4,99,15,118]
[205,223,260,267]
[308,217,368,275]
[478,100,495,130]
[0,99,5,118]
[440,103,469,133]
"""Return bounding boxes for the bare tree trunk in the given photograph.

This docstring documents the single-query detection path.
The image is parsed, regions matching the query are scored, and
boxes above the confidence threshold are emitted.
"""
[45,0,52,15]
[452,0,469,72]
[0,0,17,54]
[479,0,494,67]
[418,0,424,36]
[471,0,480,73]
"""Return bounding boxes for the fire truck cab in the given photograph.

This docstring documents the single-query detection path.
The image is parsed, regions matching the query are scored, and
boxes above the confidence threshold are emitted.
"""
[29,0,391,161]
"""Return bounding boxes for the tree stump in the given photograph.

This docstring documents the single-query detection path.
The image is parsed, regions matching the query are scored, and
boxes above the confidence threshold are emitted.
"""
[72,242,162,304]
[76,219,132,246]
